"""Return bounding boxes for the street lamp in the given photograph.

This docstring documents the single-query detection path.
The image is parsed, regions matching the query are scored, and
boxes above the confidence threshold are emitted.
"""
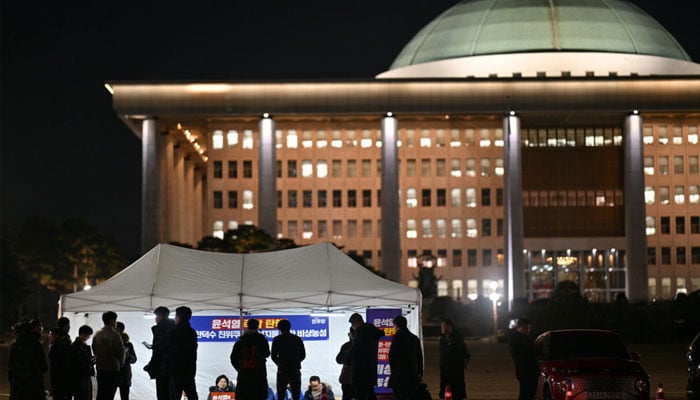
[488,280,500,336]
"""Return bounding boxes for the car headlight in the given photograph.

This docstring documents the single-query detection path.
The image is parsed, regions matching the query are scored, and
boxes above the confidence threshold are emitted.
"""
[634,378,649,393]
[556,379,573,393]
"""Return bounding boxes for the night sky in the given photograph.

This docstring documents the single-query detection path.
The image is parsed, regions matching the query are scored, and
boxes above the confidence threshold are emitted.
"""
[2,1,698,261]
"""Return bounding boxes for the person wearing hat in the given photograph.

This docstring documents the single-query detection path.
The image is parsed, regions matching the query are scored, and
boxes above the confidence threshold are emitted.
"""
[508,317,539,400]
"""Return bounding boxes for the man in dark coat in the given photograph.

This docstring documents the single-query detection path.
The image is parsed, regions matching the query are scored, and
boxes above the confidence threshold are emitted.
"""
[439,318,470,400]
[388,315,423,400]
[271,319,306,400]
[335,328,355,399]
[348,312,384,400]
[159,306,199,400]
[71,325,95,400]
[231,318,271,400]
[144,306,175,400]
[8,319,48,400]
[116,321,137,400]
[48,317,73,400]
[508,317,540,400]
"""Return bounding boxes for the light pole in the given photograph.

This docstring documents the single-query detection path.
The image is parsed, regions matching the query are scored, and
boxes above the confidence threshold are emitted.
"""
[488,280,500,336]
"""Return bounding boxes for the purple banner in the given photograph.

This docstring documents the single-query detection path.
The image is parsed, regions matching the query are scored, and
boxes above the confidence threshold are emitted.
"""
[366,308,401,394]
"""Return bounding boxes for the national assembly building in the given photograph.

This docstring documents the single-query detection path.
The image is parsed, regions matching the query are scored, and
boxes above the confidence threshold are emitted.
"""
[108,0,700,306]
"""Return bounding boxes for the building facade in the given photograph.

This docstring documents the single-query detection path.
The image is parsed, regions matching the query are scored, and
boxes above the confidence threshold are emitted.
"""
[110,0,700,306]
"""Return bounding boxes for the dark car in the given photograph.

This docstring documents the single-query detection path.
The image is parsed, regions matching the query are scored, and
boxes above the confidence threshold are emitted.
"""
[534,330,650,400]
[689,331,700,400]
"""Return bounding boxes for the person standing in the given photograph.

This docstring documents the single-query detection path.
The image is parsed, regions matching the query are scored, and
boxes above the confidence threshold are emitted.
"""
[231,318,271,400]
[388,315,423,400]
[144,306,175,400]
[508,317,540,400]
[92,311,126,400]
[271,319,306,400]
[8,319,48,400]
[116,321,137,400]
[438,318,470,400]
[348,313,384,400]
[48,317,73,400]
[159,306,199,400]
[335,328,355,399]
[71,325,95,400]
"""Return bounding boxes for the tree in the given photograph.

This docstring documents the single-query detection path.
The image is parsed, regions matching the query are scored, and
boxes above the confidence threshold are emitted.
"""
[0,237,35,331]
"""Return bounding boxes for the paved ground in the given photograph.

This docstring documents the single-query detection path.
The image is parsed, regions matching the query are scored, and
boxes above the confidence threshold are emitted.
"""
[0,338,689,399]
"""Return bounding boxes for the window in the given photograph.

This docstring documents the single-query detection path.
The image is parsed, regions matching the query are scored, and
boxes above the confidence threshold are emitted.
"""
[647,247,657,265]
[690,185,699,204]
[302,130,313,149]
[332,220,342,239]
[677,247,687,264]
[406,219,417,239]
[362,250,373,267]
[407,250,418,268]
[692,216,700,234]
[659,156,669,175]
[690,156,699,174]
[242,190,254,209]
[288,160,297,178]
[213,191,223,209]
[689,126,699,144]
[421,159,431,177]
[287,190,298,208]
[660,216,670,234]
[465,158,476,177]
[674,156,684,174]
[420,129,431,147]
[480,158,491,176]
[465,129,475,146]
[318,220,328,238]
[451,188,461,206]
[497,218,503,236]
[303,190,312,208]
[495,158,504,176]
[643,126,653,144]
[332,190,342,207]
[675,186,685,205]
[437,189,446,206]
[302,160,313,178]
[481,188,491,206]
[479,129,491,147]
[243,161,253,178]
[242,130,254,149]
[644,156,654,175]
[228,191,238,209]
[658,126,669,145]
[466,218,477,238]
[228,161,238,178]
[644,186,655,205]
[362,190,372,207]
[288,220,298,239]
[362,159,372,177]
[347,160,357,177]
[332,160,341,177]
[421,189,431,207]
[497,249,504,266]
[406,188,417,208]
[452,279,463,300]
[406,159,416,177]
[277,191,282,208]
[496,188,503,206]
[451,158,461,177]
[318,190,327,207]
[692,247,700,264]
[483,249,492,267]
[450,129,461,147]
[213,161,223,178]
[673,126,683,144]
[466,188,476,207]
[676,216,686,234]
[452,250,462,267]
[659,186,670,204]
[362,220,372,238]
[661,247,671,265]
[212,130,224,149]
[646,216,656,235]
[302,220,313,239]
[348,190,357,207]
[348,220,357,238]
[317,130,327,148]
[482,219,491,236]
[317,160,328,178]
[213,221,224,239]
[286,130,298,148]
[451,219,462,237]
[422,219,432,238]
[436,159,446,176]
[436,219,447,238]
[361,130,373,148]
[331,130,342,148]
[467,249,477,267]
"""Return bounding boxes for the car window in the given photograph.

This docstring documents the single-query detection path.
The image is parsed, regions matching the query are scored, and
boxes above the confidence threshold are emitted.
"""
[549,333,630,359]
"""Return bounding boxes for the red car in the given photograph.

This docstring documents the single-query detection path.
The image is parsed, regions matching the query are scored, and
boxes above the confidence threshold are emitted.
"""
[534,329,650,400]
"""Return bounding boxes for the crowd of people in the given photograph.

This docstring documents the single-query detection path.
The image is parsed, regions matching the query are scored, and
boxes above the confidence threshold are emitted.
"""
[7,307,539,400]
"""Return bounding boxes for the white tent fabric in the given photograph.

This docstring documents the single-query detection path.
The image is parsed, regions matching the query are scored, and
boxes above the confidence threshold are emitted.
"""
[59,243,422,400]
[61,242,421,313]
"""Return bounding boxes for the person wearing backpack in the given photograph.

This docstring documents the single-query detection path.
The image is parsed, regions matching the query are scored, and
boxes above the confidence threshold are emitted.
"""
[231,318,271,400]
[271,319,306,400]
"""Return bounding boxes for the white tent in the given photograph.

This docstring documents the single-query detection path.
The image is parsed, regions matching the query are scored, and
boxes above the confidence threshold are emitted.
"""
[60,242,422,399]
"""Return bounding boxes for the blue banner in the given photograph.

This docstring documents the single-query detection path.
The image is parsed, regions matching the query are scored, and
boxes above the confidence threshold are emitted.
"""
[190,315,329,342]
[366,308,401,394]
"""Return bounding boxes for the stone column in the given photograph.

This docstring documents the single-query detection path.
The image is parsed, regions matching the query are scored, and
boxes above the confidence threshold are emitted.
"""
[381,113,401,282]
[258,113,277,237]
[504,112,525,310]
[141,117,161,252]
[624,112,648,303]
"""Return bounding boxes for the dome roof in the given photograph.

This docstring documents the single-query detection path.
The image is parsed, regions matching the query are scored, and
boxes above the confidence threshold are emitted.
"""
[389,0,691,71]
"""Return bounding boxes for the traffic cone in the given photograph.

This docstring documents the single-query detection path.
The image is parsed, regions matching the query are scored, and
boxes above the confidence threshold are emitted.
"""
[656,383,665,400]
[445,385,452,400]
[565,390,573,400]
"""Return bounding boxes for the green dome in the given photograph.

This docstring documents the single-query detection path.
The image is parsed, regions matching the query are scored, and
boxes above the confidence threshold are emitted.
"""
[390,0,691,70]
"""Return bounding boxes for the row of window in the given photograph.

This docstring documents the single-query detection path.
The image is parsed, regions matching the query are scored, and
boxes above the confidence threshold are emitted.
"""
[215,188,504,209]
[523,189,624,207]
[406,279,504,301]
[643,155,700,175]
[646,215,700,235]
[405,218,504,239]
[647,246,700,265]
[648,277,700,300]
[644,185,700,206]
[211,124,700,151]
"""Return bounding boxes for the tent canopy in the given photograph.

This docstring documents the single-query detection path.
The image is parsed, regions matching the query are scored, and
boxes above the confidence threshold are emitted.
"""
[61,242,421,313]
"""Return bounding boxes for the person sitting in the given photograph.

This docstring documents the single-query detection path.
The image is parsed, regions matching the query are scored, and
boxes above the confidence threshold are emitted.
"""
[208,375,235,400]
[303,376,335,400]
